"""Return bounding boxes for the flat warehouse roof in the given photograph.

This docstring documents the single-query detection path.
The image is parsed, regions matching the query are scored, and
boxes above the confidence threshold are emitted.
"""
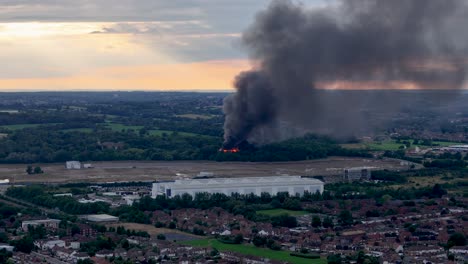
[156,176,323,189]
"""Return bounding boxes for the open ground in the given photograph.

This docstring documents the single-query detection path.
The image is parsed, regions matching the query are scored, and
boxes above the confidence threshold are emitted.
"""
[0,157,412,184]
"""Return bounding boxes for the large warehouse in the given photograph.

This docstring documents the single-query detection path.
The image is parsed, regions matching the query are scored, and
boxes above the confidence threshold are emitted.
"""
[152,176,324,198]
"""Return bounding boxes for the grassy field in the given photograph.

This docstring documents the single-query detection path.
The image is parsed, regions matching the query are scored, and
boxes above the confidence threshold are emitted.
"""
[61,128,93,133]
[341,140,462,151]
[1,124,41,130]
[176,114,215,120]
[256,209,310,217]
[105,123,144,131]
[105,123,202,137]
[182,239,326,264]
[1,123,64,130]
[148,129,199,137]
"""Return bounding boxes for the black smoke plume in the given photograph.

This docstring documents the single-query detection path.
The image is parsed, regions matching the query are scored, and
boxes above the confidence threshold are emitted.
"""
[223,0,468,147]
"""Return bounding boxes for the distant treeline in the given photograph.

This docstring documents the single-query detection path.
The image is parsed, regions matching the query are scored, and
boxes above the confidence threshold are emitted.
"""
[0,127,370,163]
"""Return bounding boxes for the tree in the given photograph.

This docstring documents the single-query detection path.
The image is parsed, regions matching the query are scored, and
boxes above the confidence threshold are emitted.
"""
[338,210,354,226]
[323,216,334,228]
[25,165,33,175]
[271,214,297,228]
[311,216,322,228]
[233,234,244,244]
[33,166,43,174]
[283,198,302,210]
[77,259,95,264]
[121,239,130,249]
[11,236,34,253]
[168,221,176,229]
[448,233,466,247]
[327,254,342,264]
[252,236,267,247]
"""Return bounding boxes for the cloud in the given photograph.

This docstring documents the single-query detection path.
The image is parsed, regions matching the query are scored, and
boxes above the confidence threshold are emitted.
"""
[0,0,333,90]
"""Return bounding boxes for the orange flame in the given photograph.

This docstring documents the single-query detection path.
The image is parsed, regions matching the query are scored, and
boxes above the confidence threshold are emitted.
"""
[219,147,240,153]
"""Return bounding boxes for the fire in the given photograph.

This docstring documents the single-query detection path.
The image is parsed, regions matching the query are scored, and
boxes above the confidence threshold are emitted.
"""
[220,147,240,153]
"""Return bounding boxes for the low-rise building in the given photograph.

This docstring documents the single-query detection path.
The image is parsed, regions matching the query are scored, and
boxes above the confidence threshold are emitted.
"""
[22,219,61,231]
[343,167,372,181]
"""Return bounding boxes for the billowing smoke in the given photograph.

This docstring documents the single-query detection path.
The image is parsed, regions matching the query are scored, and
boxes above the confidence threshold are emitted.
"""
[223,0,468,147]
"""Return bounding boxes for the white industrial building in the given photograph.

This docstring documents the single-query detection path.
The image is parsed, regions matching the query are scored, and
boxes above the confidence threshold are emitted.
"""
[443,145,468,152]
[83,214,119,222]
[65,161,81,170]
[152,176,324,198]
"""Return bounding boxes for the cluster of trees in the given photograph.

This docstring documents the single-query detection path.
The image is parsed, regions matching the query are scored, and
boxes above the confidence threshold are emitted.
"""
[80,236,116,256]
[110,226,150,238]
[0,111,103,126]
[6,186,110,215]
[326,182,448,201]
[252,235,281,250]
[26,165,43,175]
[311,215,334,228]
[0,125,372,164]
[371,170,408,183]
[214,135,371,162]
[328,251,379,264]
[424,159,467,169]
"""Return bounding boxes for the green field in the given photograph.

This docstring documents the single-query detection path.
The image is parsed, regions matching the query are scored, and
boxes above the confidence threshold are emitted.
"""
[148,129,198,137]
[1,123,63,131]
[61,128,94,133]
[105,123,208,137]
[182,239,325,264]
[256,209,309,217]
[176,114,215,120]
[1,124,42,130]
[341,140,462,151]
[105,123,144,131]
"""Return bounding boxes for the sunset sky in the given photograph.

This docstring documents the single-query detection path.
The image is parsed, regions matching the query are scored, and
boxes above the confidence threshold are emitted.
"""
[0,0,328,91]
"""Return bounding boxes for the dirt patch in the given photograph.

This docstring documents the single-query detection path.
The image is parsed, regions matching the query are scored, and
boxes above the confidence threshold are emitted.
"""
[0,157,411,184]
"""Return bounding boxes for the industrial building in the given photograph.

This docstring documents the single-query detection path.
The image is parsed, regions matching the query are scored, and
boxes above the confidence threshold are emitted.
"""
[65,161,81,170]
[152,176,324,198]
[443,145,468,152]
[343,167,372,181]
[83,214,119,223]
